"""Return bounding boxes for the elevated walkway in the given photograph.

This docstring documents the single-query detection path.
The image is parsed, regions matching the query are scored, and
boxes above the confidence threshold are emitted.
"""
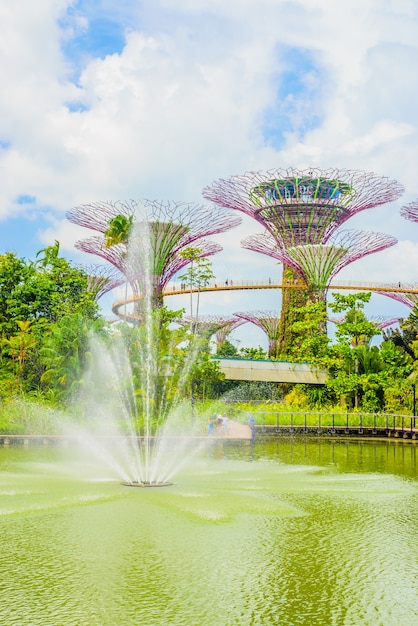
[214,358,328,385]
[112,279,418,320]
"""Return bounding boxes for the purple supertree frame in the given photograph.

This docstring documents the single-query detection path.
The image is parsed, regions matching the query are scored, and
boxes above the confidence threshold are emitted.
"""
[214,316,246,350]
[242,229,397,301]
[78,264,126,300]
[204,167,402,355]
[178,314,241,340]
[67,198,242,240]
[203,167,404,246]
[375,288,418,310]
[75,235,222,303]
[329,315,401,330]
[400,200,418,224]
[67,199,241,309]
[234,311,281,358]
[67,200,136,233]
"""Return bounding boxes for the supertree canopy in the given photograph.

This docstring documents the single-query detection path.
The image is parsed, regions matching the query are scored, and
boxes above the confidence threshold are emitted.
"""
[329,315,401,330]
[75,234,222,306]
[79,264,126,300]
[234,311,281,358]
[213,316,246,350]
[178,315,240,340]
[67,199,241,308]
[400,199,418,224]
[242,229,397,301]
[376,287,418,310]
[203,167,404,246]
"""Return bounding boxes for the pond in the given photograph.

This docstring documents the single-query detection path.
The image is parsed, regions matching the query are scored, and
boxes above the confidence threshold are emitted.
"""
[0,438,417,626]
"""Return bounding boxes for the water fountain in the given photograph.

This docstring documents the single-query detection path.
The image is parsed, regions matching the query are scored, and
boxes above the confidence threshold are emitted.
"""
[66,322,206,488]
[64,209,220,487]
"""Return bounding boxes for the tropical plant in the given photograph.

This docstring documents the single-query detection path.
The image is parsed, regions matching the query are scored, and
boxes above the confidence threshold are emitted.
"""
[178,247,215,321]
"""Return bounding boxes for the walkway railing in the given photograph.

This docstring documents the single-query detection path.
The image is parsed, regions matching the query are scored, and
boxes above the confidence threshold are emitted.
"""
[112,279,418,319]
[163,279,418,295]
[236,411,418,439]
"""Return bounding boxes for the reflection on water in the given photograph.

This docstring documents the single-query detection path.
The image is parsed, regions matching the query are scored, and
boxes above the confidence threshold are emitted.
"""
[0,439,417,626]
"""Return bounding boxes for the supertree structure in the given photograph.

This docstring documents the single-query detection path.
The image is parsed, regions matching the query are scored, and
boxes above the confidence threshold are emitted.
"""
[203,167,404,246]
[213,316,246,351]
[78,264,126,301]
[75,235,222,306]
[203,167,403,354]
[66,200,136,234]
[177,315,238,340]
[67,199,241,309]
[400,199,418,224]
[375,287,418,310]
[242,229,397,302]
[329,315,401,330]
[233,311,281,358]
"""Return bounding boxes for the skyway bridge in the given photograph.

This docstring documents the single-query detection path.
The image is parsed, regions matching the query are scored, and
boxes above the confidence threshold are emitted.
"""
[112,278,418,319]
[214,358,328,385]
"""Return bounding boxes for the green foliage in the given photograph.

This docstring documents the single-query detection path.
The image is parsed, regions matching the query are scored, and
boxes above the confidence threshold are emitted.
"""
[286,300,329,362]
[0,248,101,401]
[178,247,215,320]
[221,381,283,403]
[216,339,238,358]
[238,346,267,360]
[329,292,380,347]
[104,214,133,247]
[40,313,106,404]
[278,265,311,356]
[283,385,309,409]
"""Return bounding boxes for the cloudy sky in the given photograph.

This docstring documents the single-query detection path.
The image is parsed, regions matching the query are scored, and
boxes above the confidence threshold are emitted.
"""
[1,0,418,345]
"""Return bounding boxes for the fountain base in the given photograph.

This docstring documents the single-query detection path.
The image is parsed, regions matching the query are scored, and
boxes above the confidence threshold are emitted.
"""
[122,481,174,488]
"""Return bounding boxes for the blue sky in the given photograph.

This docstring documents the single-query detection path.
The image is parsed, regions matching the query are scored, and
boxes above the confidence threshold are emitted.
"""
[1,0,418,345]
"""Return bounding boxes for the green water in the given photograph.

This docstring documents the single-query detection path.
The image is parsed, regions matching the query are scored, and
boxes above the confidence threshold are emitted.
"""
[0,439,417,626]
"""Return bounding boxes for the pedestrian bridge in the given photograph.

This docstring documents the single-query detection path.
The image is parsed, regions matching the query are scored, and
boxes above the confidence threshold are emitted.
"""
[214,358,328,385]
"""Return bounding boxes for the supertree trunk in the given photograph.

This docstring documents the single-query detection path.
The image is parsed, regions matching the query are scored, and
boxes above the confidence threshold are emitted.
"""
[278,265,311,356]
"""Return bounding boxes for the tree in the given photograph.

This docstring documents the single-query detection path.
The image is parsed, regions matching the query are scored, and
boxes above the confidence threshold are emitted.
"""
[327,292,381,408]
[0,247,101,400]
[216,339,238,358]
[1,320,36,394]
[178,247,215,321]
[39,313,106,404]
[329,292,379,347]
[238,346,267,360]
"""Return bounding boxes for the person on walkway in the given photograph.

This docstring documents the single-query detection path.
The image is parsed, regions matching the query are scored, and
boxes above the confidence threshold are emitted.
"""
[222,413,229,435]
[216,415,223,435]
[207,414,216,435]
[247,413,255,440]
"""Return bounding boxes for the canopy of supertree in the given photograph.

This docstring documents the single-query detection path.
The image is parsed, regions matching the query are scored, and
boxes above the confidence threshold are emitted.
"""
[203,167,404,246]
[233,311,281,357]
[68,199,240,308]
[376,288,418,310]
[329,315,401,330]
[78,263,126,300]
[213,316,246,347]
[400,200,418,223]
[178,315,236,339]
[67,198,241,239]
[75,235,222,298]
[241,230,397,294]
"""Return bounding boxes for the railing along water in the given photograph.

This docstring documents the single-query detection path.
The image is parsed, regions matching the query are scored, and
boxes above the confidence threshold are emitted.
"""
[236,411,418,440]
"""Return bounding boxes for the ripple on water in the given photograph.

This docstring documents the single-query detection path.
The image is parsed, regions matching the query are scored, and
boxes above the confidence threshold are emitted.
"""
[0,444,417,625]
